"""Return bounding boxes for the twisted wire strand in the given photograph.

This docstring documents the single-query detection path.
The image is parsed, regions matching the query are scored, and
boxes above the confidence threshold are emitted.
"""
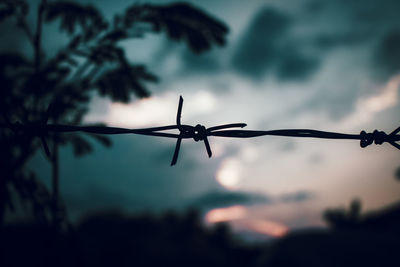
[1,96,399,165]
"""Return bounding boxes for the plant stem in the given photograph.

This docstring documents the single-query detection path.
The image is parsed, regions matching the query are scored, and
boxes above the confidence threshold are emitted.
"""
[0,175,7,227]
[34,0,47,71]
[51,133,60,226]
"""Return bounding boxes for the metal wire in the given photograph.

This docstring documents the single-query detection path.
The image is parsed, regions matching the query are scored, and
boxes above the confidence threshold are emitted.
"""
[1,96,399,165]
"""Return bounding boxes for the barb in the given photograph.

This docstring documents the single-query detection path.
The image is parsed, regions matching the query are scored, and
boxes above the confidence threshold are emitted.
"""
[1,96,399,165]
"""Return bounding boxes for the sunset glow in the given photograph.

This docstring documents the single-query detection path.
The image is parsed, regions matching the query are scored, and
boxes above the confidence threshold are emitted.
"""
[205,206,289,238]
[242,219,289,238]
[205,205,247,223]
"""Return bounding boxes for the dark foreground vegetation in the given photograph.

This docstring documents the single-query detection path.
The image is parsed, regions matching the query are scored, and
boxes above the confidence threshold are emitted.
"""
[1,201,400,267]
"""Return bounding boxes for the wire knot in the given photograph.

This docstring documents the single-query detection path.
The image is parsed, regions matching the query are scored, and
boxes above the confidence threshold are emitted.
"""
[193,124,208,142]
[360,130,387,148]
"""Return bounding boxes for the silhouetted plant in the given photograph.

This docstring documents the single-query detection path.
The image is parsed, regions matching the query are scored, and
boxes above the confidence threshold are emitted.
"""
[323,199,362,229]
[395,166,400,181]
[0,0,228,226]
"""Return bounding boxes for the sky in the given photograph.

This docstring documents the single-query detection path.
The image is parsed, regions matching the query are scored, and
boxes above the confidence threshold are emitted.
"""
[22,0,400,239]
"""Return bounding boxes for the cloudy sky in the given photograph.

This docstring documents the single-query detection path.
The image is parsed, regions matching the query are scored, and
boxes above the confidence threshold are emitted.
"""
[26,0,400,238]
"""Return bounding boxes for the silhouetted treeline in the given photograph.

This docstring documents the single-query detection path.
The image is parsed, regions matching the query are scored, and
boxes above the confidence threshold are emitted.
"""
[1,209,260,267]
[2,201,400,267]
[263,200,400,267]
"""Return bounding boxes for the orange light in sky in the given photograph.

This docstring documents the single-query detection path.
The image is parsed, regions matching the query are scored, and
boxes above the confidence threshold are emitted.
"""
[205,205,289,238]
[242,219,289,237]
[205,205,247,223]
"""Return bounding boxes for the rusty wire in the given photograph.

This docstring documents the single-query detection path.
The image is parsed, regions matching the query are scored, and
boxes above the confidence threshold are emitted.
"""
[1,96,399,165]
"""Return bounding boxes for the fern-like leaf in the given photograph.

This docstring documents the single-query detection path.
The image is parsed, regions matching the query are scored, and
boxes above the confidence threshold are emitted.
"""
[44,1,107,39]
[95,64,157,101]
[0,0,28,22]
[122,2,229,53]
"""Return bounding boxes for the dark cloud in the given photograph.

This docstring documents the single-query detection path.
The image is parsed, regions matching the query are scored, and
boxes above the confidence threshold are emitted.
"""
[339,0,400,24]
[300,84,359,120]
[374,30,400,80]
[149,38,224,79]
[311,0,400,80]
[179,48,222,75]
[189,189,316,210]
[276,49,319,81]
[306,0,400,26]
[231,7,318,81]
[189,190,271,209]
[303,0,400,81]
[231,7,290,79]
[313,32,370,50]
[303,0,326,15]
[279,191,314,203]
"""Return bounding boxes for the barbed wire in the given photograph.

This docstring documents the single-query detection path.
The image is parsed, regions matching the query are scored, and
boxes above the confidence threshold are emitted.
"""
[1,96,399,165]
